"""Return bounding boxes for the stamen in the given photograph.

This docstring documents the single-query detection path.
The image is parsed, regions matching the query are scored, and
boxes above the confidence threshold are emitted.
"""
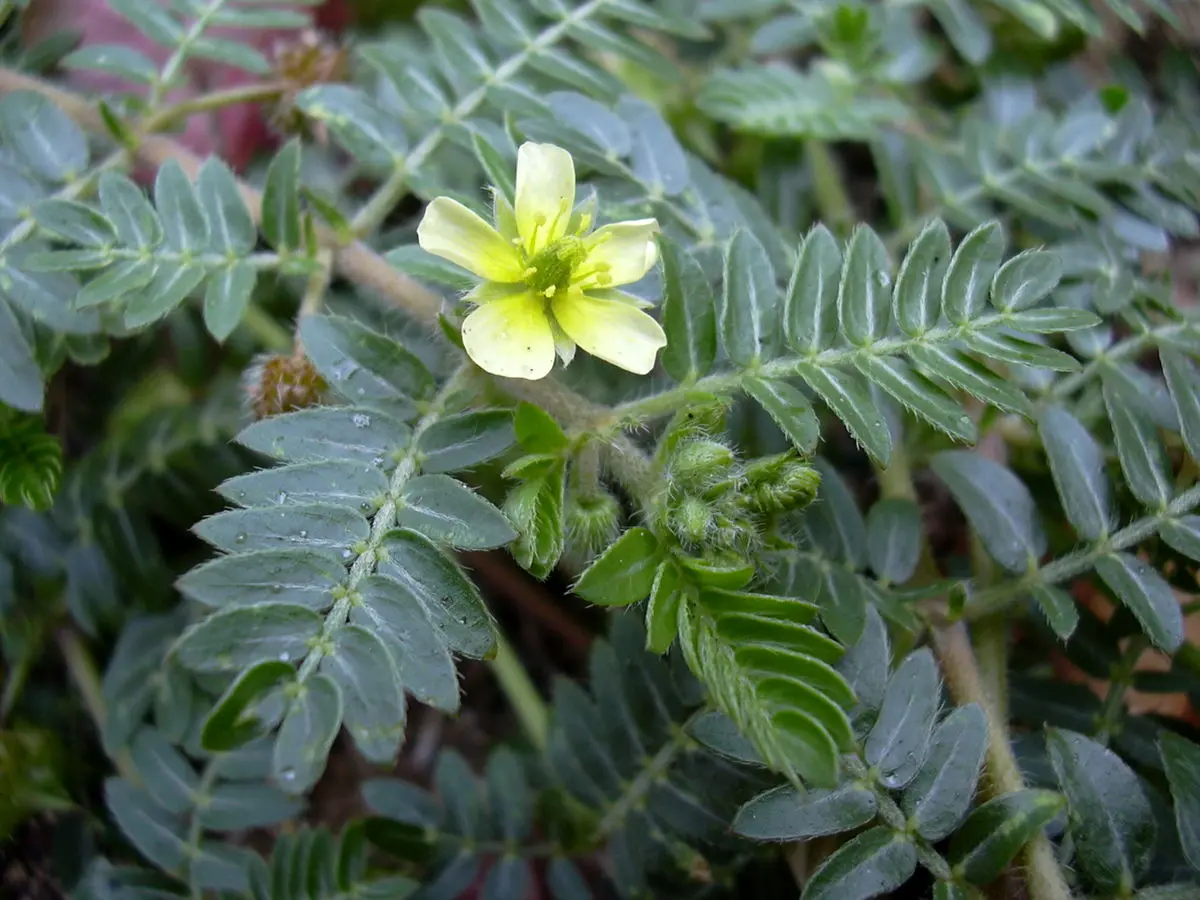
[529,214,547,249]
[543,285,557,298]
[522,267,538,280]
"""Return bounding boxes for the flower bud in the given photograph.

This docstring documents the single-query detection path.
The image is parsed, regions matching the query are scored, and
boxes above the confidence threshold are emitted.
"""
[742,454,821,514]
[565,488,622,564]
[669,494,715,547]
[669,439,735,488]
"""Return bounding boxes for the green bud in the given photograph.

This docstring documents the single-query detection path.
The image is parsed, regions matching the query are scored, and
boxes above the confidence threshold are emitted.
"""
[565,488,622,564]
[670,439,736,487]
[741,453,821,514]
[669,494,714,547]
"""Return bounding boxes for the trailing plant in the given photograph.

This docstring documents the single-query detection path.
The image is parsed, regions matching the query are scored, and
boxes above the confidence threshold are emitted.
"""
[2,1,1200,899]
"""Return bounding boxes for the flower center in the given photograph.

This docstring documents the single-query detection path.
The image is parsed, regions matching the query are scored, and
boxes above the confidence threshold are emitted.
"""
[523,235,588,299]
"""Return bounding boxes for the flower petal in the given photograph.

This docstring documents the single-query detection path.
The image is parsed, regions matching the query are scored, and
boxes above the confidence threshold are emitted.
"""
[418,197,524,282]
[515,143,575,255]
[576,219,659,289]
[585,287,656,309]
[552,289,667,375]
[462,291,556,380]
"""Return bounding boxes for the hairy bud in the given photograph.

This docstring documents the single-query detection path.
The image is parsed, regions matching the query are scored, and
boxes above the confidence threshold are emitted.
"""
[669,439,736,488]
[669,494,715,547]
[742,454,822,514]
[243,352,327,420]
[565,488,622,564]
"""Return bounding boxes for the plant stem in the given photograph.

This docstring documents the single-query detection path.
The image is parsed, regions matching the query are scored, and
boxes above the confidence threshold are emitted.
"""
[240,302,292,352]
[56,628,137,782]
[143,81,286,132]
[1094,636,1147,746]
[969,534,1010,723]
[933,623,1073,900]
[489,631,549,752]
[806,139,854,236]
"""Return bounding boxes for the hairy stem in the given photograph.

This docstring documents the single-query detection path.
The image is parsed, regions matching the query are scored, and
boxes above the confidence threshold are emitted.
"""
[143,81,286,132]
[489,631,549,752]
[932,623,1072,900]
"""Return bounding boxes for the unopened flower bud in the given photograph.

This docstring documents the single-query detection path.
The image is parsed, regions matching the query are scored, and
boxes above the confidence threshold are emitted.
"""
[669,494,714,547]
[742,454,821,514]
[565,488,622,564]
[670,439,735,487]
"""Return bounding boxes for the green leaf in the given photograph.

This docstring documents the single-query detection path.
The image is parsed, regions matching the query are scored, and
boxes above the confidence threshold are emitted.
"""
[808,458,868,569]
[895,218,951,336]
[62,44,158,83]
[385,245,476,291]
[203,262,257,341]
[354,574,459,712]
[645,559,683,654]
[803,827,917,900]
[104,778,187,871]
[734,782,877,841]
[155,160,209,254]
[659,235,716,383]
[1031,582,1079,641]
[949,790,1065,886]
[417,410,515,473]
[171,602,323,673]
[1004,307,1101,333]
[866,649,939,789]
[397,474,516,550]
[201,660,296,752]
[1038,405,1113,542]
[1161,515,1200,561]
[301,314,433,411]
[959,332,1079,373]
[273,673,343,794]
[34,199,117,247]
[722,229,778,367]
[379,529,497,659]
[262,140,303,253]
[197,157,256,255]
[990,249,1061,312]
[866,498,922,584]
[190,36,270,74]
[785,224,842,354]
[504,460,565,580]
[574,527,661,606]
[618,96,689,196]
[1094,553,1184,652]
[1159,732,1200,872]
[219,459,387,512]
[125,262,207,328]
[836,606,889,717]
[321,624,406,763]
[796,365,892,464]
[909,345,1032,416]
[854,355,976,442]
[178,548,343,612]
[193,503,369,556]
[0,410,61,509]
[1047,728,1155,893]
[932,451,1045,574]
[942,222,1005,325]
[689,710,764,766]
[197,782,303,831]
[901,704,988,841]
[744,376,820,454]
[0,92,88,182]
[1103,380,1171,509]
[296,85,408,166]
[513,403,567,453]
[109,0,182,44]
[98,172,162,249]
[236,407,412,467]
[129,727,198,815]
[838,225,892,346]
[1161,349,1200,463]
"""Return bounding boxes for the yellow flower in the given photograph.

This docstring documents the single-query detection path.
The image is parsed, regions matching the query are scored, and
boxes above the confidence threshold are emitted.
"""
[417,142,668,380]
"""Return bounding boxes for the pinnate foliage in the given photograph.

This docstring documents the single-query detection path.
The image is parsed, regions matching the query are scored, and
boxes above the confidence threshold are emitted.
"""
[2,1,1200,899]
